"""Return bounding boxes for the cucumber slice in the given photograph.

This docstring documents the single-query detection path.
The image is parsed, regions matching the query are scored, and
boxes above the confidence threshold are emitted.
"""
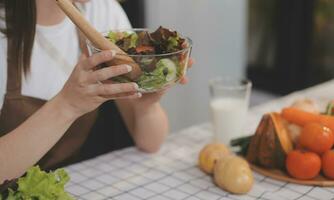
[157,58,177,82]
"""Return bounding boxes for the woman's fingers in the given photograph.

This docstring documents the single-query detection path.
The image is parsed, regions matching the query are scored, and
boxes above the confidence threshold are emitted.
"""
[80,50,116,70]
[103,92,142,100]
[179,76,189,84]
[180,58,193,84]
[188,58,194,68]
[88,65,132,83]
[95,82,139,96]
[179,58,193,85]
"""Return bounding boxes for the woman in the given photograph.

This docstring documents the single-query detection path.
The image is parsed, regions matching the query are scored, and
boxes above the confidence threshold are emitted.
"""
[0,0,189,182]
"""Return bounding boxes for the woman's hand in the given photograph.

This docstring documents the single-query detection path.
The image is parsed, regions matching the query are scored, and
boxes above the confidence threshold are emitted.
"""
[125,58,194,108]
[55,50,141,119]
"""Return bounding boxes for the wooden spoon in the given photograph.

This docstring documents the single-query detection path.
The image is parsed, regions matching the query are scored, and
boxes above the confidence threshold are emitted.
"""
[55,0,142,80]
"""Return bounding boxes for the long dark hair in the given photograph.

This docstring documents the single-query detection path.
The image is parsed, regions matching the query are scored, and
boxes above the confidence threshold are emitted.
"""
[0,0,36,74]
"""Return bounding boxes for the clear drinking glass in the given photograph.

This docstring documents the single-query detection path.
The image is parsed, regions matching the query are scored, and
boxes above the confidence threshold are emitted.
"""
[209,77,252,146]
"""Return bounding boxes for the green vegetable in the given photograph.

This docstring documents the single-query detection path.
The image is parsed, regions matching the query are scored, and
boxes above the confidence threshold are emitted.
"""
[230,135,253,156]
[137,71,167,90]
[107,31,132,44]
[167,36,179,52]
[107,31,118,43]
[325,101,334,116]
[159,59,177,82]
[137,58,178,90]
[4,189,20,200]
[129,33,138,49]
[121,33,139,51]
[112,75,131,83]
[1,166,73,200]
[140,57,155,66]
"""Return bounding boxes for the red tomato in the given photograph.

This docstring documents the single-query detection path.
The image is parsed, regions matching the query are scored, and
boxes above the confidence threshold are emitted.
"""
[286,150,321,180]
[299,123,334,154]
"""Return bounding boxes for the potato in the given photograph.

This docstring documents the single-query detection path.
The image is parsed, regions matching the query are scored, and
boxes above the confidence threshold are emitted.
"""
[198,143,230,174]
[214,156,254,194]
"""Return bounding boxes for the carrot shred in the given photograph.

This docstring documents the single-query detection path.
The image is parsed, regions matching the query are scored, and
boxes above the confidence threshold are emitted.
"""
[135,45,154,53]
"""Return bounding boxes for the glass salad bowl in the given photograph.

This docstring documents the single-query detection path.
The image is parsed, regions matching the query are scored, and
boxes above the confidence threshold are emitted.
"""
[87,27,193,93]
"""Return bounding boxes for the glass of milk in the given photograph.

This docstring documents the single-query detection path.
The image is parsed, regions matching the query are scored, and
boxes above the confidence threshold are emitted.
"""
[209,77,252,146]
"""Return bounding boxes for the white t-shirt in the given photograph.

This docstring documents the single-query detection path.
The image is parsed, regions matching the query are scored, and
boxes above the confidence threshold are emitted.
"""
[0,0,131,110]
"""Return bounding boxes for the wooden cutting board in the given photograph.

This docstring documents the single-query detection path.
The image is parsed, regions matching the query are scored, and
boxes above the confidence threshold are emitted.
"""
[250,164,334,187]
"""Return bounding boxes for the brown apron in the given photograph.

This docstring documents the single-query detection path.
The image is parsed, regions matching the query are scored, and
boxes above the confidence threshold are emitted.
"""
[0,31,98,170]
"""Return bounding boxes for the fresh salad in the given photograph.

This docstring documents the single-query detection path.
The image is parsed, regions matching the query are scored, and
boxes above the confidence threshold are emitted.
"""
[0,166,73,200]
[103,26,191,92]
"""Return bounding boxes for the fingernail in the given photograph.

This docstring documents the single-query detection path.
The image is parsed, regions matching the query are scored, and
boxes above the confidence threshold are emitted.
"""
[110,50,116,57]
[137,92,142,98]
[133,83,139,90]
[125,65,132,72]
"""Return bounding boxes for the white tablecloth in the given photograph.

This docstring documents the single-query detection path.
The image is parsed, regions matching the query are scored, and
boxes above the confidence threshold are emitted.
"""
[65,80,334,200]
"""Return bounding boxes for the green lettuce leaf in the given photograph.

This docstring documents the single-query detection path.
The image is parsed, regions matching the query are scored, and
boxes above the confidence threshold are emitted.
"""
[167,36,179,52]
[122,33,138,51]
[16,166,73,200]
[107,31,118,43]
[4,189,20,200]
[137,67,167,90]
[137,58,178,90]
[129,33,138,49]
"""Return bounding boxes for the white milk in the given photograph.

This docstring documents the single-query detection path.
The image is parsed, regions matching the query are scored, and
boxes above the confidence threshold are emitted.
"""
[210,97,248,146]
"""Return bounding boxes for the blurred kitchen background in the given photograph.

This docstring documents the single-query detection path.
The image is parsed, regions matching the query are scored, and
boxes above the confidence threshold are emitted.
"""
[120,0,334,132]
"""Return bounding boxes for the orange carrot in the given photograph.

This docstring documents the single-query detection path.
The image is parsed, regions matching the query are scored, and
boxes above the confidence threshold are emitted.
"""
[282,107,334,131]
[282,108,320,125]
[135,45,154,53]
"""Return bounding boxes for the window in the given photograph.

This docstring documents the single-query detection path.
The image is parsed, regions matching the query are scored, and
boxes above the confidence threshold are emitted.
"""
[247,0,333,95]
[119,0,146,28]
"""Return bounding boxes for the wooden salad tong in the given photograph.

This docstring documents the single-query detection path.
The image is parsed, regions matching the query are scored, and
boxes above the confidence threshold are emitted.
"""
[55,0,142,80]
